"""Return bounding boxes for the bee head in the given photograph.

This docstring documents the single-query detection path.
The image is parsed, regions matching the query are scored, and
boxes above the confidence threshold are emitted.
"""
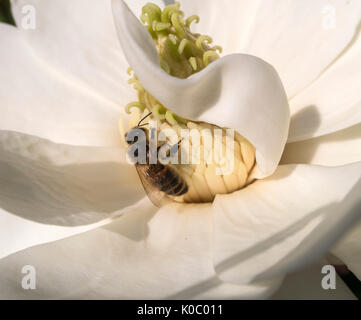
[125,112,152,145]
[125,127,148,145]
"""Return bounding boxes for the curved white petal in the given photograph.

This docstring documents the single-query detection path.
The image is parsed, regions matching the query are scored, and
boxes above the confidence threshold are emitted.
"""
[181,0,361,99]
[212,163,361,285]
[0,24,128,146]
[182,0,361,142]
[112,0,290,177]
[288,29,361,142]
[0,211,106,260]
[0,131,144,226]
[331,221,361,281]
[10,0,132,106]
[282,123,361,166]
[0,201,282,299]
[238,0,361,99]
[271,258,357,300]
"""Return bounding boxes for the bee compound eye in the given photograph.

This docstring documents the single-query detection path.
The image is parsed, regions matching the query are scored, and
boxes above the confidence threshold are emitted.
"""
[125,130,139,144]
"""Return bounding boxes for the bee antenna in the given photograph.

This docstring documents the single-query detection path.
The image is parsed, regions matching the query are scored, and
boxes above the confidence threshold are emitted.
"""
[138,112,152,127]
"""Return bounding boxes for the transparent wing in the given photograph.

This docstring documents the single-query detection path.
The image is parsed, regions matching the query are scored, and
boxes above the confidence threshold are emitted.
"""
[135,164,169,208]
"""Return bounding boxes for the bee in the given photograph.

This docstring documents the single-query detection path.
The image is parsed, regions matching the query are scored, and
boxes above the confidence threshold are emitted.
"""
[125,112,188,207]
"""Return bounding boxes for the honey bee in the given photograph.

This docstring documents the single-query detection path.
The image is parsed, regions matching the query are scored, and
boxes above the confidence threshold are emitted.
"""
[125,112,188,207]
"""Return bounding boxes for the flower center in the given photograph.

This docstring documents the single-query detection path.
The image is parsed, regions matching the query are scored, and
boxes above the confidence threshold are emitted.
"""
[121,2,256,203]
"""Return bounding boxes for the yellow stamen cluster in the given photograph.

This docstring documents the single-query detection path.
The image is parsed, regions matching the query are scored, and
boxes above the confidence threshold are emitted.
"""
[125,1,222,126]
[126,67,187,125]
[141,1,221,77]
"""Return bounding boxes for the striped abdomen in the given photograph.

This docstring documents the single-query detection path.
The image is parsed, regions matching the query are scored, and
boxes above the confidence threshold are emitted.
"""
[146,164,188,197]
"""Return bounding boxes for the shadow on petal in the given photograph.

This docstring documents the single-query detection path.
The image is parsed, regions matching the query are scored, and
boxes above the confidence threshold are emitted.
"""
[284,104,321,165]
[252,177,361,283]
[102,197,158,241]
[282,122,361,166]
[213,170,361,285]
[0,132,144,226]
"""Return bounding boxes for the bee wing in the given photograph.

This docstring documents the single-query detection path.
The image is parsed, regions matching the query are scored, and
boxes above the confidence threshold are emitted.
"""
[135,164,169,208]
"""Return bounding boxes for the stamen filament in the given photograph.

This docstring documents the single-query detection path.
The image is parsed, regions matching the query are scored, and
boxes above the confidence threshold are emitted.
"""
[178,38,191,55]
[203,50,219,66]
[212,46,223,53]
[165,110,178,126]
[168,34,178,45]
[153,21,171,31]
[171,12,186,38]
[161,2,181,23]
[189,57,197,71]
[186,15,200,27]
[125,102,146,114]
[196,35,213,50]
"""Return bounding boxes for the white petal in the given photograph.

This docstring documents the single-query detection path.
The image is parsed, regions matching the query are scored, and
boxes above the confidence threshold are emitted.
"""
[0,24,129,146]
[288,29,361,142]
[0,201,281,299]
[112,0,290,177]
[331,221,361,280]
[0,211,106,259]
[271,258,357,300]
[0,131,144,226]
[10,0,132,106]
[238,0,361,98]
[182,0,361,98]
[282,123,361,166]
[212,163,361,285]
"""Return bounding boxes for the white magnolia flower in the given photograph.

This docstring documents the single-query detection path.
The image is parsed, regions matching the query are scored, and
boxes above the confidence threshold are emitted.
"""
[0,0,361,299]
